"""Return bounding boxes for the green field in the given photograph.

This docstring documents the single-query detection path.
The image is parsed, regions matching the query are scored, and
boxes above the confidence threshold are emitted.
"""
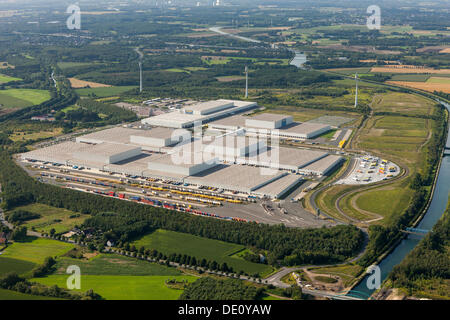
[33,275,197,300]
[358,116,430,162]
[0,74,21,84]
[7,203,89,234]
[0,257,36,276]
[57,62,99,70]
[132,230,272,276]
[371,92,435,116]
[163,68,190,73]
[0,288,61,300]
[54,254,182,276]
[427,77,450,84]
[75,86,137,97]
[1,238,74,264]
[390,74,431,82]
[309,264,363,287]
[0,89,51,108]
[355,188,413,222]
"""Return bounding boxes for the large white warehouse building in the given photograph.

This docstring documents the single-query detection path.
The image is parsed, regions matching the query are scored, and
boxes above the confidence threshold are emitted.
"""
[141,99,257,128]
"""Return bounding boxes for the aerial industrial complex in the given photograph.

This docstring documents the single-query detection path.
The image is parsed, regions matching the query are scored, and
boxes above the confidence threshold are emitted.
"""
[21,100,344,201]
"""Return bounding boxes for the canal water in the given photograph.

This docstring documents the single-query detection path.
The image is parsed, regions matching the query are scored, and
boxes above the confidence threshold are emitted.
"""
[351,101,450,299]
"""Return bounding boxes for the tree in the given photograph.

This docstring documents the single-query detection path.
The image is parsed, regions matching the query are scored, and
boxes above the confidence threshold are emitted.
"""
[12,226,27,241]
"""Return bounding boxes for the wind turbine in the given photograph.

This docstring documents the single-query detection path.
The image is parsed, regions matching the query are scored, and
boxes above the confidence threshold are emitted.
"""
[354,73,359,107]
[139,61,143,93]
[245,66,249,99]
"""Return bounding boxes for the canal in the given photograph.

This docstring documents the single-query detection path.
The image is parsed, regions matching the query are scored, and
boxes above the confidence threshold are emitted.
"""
[351,101,450,299]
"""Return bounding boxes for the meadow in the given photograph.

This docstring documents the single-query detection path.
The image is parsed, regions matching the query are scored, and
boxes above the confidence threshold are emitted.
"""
[309,264,363,287]
[357,116,430,162]
[0,89,51,108]
[1,238,74,264]
[371,92,435,116]
[132,229,273,276]
[6,203,89,234]
[0,288,60,300]
[9,128,63,143]
[0,257,36,276]
[57,62,99,70]
[33,275,197,300]
[54,254,182,277]
[0,74,21,83]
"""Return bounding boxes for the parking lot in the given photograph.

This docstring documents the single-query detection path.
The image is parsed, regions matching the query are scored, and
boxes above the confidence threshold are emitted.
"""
[336,155,400,185]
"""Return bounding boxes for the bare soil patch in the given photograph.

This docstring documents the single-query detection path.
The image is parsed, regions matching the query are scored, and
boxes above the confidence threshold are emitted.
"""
[69,78,111,88]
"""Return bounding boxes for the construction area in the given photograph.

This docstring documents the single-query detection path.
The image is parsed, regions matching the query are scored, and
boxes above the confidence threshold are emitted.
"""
[19,99,349,227]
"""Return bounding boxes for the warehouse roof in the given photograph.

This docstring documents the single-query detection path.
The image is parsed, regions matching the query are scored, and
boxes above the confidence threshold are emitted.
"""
[245,147,327,169]
[21,141,141,165]
[209,115,248,128]
[76,142,141,157]
[149,152,216,169]
[301,155,343,173]
[182,100,233,114]
[137,127,189,139]
[248,113,291,122]
[144,112,205,124]
[186,164,286,192]
[253,174,303,198]
[77,127,188,145]
[279,122,330,135]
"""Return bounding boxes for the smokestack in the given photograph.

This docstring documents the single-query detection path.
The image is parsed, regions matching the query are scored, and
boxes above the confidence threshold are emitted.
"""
[354,73,358,107]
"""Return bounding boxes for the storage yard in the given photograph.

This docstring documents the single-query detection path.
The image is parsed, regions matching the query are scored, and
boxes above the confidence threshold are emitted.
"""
[18,99,356,227]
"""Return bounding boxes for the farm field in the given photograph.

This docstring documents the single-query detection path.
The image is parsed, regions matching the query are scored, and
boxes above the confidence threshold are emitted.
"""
[1,238,74,264]
[5,203,89,234]
[357,116,430,164]
[427,77,450,84]
[387,81,450,94]
[264,106,360,123]
[33,275,197,300]
[57,62,99,70]
[54,254,182,277]
[132,229,273,276]
[68,78,111,88]
[0,288,61,300]
[9,128,63,142]
[0,62,14,69]
[0,257,36,276]
[371,66,450,74]
[389,74,431,82]
[324,67,372,75]
[371,92,435,116]
[0,74,21,83]
[0,89,51,108]
[216,76,246,82]
[75,86,137,97]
